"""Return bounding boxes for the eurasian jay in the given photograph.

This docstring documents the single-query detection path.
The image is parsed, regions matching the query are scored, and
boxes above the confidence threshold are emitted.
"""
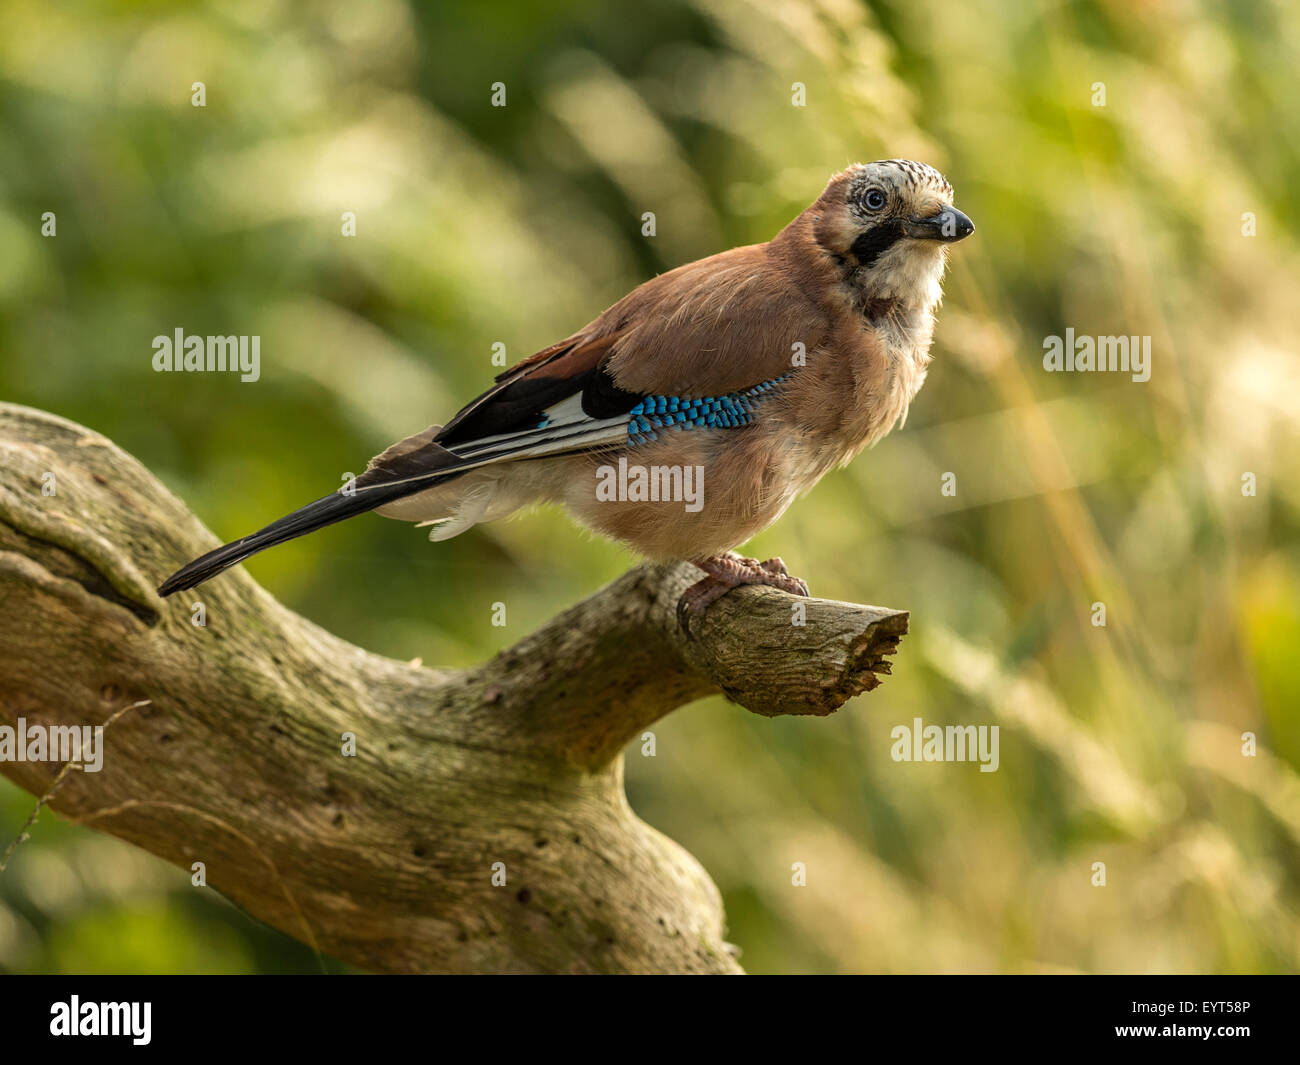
[159,159,974,617]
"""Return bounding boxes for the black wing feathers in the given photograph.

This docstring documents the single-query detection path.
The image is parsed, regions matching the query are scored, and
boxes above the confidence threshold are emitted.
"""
[157,330,643,597]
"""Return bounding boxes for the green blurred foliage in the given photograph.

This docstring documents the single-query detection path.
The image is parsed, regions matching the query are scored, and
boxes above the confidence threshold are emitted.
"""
[1,0,1298,973]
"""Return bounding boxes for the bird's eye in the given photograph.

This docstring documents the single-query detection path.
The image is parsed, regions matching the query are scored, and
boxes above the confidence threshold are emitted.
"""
[863,188,887,211]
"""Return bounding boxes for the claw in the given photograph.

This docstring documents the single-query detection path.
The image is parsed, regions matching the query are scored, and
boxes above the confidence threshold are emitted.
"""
[676,553,812,636]
[676,577,733,635]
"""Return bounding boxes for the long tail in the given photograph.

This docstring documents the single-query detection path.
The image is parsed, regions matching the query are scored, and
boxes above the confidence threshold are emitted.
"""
[158,385,636,597]
[157,480,424,597]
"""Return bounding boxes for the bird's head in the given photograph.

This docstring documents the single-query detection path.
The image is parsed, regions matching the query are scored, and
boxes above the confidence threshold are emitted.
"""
[811,159,973,305]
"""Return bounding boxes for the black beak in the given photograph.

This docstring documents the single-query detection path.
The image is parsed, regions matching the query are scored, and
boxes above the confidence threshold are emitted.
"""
[903,206,975,243]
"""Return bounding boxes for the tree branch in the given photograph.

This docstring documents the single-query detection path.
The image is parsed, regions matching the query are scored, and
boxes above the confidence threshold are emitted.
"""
[0,403,907,974]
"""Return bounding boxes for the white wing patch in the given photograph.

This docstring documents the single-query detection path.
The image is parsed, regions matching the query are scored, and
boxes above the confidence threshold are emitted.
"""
[352,393,630,500]
[451,393,629,463]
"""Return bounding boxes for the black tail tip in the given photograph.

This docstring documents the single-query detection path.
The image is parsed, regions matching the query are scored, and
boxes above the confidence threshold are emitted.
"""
[157,557,227,597]
[157,541,255,598]
[157,573,195,598]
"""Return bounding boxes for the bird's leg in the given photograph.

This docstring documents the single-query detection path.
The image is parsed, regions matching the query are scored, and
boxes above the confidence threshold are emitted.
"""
[677,552,811,632]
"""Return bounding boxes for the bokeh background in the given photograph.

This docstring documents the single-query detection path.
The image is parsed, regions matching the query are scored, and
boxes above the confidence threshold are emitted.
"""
[2,0,1298,973]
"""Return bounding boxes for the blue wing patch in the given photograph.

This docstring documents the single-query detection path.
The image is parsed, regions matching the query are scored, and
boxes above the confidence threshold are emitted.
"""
[625,375,791,445]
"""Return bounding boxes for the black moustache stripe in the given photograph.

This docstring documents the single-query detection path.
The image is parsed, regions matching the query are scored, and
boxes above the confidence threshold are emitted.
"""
[850,220,904,268]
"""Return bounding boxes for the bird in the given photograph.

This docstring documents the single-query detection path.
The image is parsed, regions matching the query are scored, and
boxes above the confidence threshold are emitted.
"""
[158,159,974,622]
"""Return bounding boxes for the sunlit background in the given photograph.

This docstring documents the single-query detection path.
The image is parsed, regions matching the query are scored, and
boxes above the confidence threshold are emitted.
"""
[1,0,1298,973]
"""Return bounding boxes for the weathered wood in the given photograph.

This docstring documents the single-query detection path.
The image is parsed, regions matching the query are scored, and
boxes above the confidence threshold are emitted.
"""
[0,403,907,973]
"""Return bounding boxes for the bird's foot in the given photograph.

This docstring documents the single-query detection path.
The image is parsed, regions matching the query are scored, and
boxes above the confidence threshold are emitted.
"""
[677,553,810,634]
